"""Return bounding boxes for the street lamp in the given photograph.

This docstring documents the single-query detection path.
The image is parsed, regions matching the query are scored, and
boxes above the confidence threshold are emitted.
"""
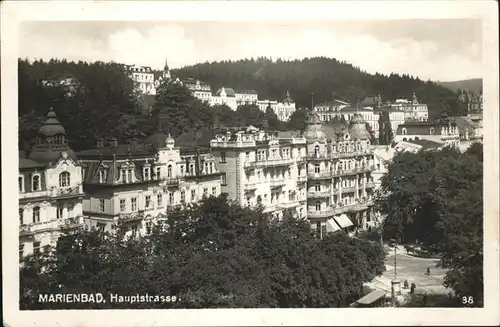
[389,238,401,307]
[377,227,383,247]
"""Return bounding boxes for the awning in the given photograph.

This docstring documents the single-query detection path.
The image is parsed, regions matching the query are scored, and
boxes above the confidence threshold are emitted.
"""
[334,214,354,228]
[326,218,341,232]
[356,290,387,305]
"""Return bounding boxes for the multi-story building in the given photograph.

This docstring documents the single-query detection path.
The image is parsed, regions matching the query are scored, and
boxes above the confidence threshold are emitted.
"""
[390,93,428,121]
[303,113,378,237]
[77,133,222,235]
[394,120,460,147]
[209,127,308,220]
[313,99,350,122]
[18,109,85,257]
[235,90,259,105]
[209,87,238,110]
[125,64,156,95]
[257,91,297,122]
[458,89,483,116]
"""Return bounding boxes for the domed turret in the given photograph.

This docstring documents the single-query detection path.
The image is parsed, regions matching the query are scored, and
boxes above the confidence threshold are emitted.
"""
[28,108,77,165]
[304,112,327,142]
[348,114,371,140]
[39,108,66,136]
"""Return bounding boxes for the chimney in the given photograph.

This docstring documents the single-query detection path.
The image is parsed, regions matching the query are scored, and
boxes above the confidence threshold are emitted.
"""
[96,137,104,148]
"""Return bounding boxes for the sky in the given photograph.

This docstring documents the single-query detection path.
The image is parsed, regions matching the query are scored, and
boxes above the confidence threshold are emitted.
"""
[19,20,482,82]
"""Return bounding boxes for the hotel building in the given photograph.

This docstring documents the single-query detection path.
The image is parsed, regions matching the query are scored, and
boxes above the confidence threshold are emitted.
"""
[209,127,308,220]
[77,133,222,236]
[303,113,378,237]
[125,64,156,95]
[18,109,85,257]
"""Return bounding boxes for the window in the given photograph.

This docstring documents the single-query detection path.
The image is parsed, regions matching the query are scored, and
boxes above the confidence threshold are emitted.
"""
[314,164,320,173]
[57,205,64,219]
[33,241,41,255]
[32,175,40,191]
[181,190,186,203]
[314,145,320,157]
[203,188,208,198]
[315,201,321,211]
[19,176,24,192]
[157,193,163,207]
[212,187,217,196]
[120,199,126,212]
[221,174,227,185]
[99,198,105,212]
[145,195,151,208]
[315,183,321,192]
[189,163,195,175]
[120,169,126,182]
[97,223,106,232]
[98,170,106,183]
[220,151,227,163]
[127,169,133,183]
[246,152,250,162]
[168,192,174,205]
[167,165,173,178]
[191,189,196,202]
[401,127,407,135]
[155,167,161,179]
[144,167,151,181]
[131,198,137,211]
[19,244,24,258]
[180,165,184,175]
[59,171,70,187]
[32,206,40,223]
[19,208,24,225]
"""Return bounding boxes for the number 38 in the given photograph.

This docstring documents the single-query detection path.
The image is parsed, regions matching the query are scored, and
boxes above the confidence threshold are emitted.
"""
[462,296,474,304]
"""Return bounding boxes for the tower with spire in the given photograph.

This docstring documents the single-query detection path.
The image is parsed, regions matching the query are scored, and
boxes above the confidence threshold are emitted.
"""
[163,57,171,80]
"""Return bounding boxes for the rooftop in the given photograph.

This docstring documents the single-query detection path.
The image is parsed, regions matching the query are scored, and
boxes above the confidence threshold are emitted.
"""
[405,139,442,149]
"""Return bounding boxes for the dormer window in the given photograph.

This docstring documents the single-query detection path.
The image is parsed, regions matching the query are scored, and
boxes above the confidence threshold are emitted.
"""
[32,174,41,192]
[143,167,151,181]
[402,127,407,135]
[98,170,106,183]
[314,145,320,157]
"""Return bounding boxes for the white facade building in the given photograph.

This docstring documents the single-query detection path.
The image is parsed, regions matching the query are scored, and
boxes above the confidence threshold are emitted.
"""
[19,109,85,257]
[125,64,156,95]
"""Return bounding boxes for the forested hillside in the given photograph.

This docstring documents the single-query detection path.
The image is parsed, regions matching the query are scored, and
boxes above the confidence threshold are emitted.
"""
[438,78,483,94]
[172,57,466,119]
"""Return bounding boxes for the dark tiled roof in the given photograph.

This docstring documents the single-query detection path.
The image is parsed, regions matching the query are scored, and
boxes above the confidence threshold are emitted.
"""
[277,130,303,138]
[175,127,215,148]
[19,158,45,169]
[217,87,236,97]
[77,144,155,158]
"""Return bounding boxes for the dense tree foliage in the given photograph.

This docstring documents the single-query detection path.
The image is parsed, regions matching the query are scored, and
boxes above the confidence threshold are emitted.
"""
[20,197,385,309]
[376,143,483,305]
[378,111,393,145]
[173,57,466,119]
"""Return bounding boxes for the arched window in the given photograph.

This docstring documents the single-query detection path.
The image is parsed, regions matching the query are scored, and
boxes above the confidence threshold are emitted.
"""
[315,201,321,211]
[19,176,24,192]
[167,164,173,178]
[314,145,320,157]
[19,208,24,225]
[401,128,407,135]
[59,172,70,187]
[32,206,40,223]
[32,175,40,191]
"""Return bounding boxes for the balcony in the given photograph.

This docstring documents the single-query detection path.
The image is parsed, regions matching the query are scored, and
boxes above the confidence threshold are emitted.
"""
[307,171,333,180]
[342,186,357,193]
[161,177,181,187]
[307,190,331,199]
[357,165,376,173]
[331,150,373,159]
[307,209,334,219]
[244,157,295,168]
[49,185,84,199]
[19,216,84,236]
[244,180,264,191]
[277,201,300,209]
[19,190,49,200]
[269,178,287,188]
[307,153,330,161]
[117,211,145,223]
[296,175,307,183]
[364,181,376,189]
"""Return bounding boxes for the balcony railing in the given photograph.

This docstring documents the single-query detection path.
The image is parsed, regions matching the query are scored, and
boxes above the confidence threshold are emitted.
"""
[277,201,300,209]
[307,153,330,161]
[19,190,49,200]
[118,211,145,223]
[296,175,307,183]
[307,190,331,198]
[244,157,295,168]
[331,150,373,159]
[307,209,334,219]
[364,181,376,189]
[342,186,357,193]
[269,178,287,188]
[49,185,84,198]
[307,171,333,180]
[19,216,84,236]
[161,177,182,187]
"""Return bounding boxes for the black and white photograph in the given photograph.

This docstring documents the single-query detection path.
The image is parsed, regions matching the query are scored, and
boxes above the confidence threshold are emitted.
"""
[2,1,499,326]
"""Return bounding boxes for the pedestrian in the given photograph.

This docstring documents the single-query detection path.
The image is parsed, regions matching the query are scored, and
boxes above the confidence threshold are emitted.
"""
[410,283,416,294]
[425,267,431,276]
[404,280,409,289]
[423,293,428,306]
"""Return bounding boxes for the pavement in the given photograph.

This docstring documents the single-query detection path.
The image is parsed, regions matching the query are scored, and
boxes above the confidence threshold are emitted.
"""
[365,245,449,296]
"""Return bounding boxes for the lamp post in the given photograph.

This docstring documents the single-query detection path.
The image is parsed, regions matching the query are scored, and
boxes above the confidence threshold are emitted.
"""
[377,228,383,247]
[389,238,400,307]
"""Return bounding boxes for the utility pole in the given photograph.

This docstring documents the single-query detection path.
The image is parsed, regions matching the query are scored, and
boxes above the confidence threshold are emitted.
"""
[389,238,400,307]
[310,92,314,112]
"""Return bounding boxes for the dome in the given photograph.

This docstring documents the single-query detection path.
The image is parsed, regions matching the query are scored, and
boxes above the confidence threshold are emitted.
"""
[304,112,327,142]
[39,109,66,136]
[348,114,371,140]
